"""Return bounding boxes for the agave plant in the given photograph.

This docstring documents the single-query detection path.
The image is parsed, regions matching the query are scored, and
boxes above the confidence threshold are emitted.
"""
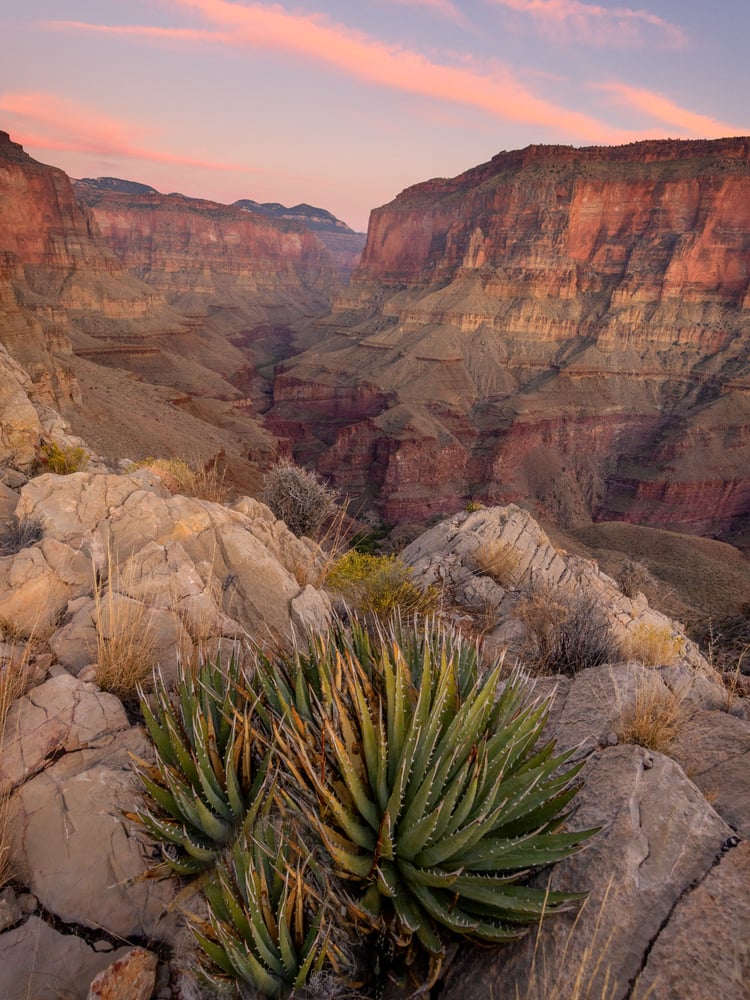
[192,815,351,998]
[273,622,596,958]
[134,655,266,875]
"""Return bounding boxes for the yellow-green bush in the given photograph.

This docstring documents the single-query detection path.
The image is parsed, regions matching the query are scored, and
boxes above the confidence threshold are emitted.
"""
[326,551,439,621]
[39,441,88,475]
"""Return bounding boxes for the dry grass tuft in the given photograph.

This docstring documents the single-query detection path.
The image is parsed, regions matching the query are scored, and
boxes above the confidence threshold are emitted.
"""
[621,623,685,667]
[0,642,33,888]
[92,558,159,699]
[473,538,521,588]
[136,455,231,504]
[618,674,687,753]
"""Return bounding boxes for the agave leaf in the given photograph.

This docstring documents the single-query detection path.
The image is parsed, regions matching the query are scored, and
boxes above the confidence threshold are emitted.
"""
[376,858,399,898]
[324,712,380,832]
[221,931,281,994]
[408,880,480,935]
[192,720,233,821]
[138,684,178,766]
[134,769,181,818]
[459,826,599,871]
[191,926,236,977]
[396,798,447,860]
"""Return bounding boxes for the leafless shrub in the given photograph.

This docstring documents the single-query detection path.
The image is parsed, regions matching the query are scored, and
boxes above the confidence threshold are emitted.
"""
[262,459,337,539]
[516,585,616,676]
[618,559,652,599]
[0,517,43,557]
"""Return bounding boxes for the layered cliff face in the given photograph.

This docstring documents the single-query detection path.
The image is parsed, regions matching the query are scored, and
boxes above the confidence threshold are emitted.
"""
[0,133,342,477]
[269,138,750,542]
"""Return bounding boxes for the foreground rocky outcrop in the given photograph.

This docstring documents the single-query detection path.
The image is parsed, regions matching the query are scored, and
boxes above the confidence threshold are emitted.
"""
[269,138,750,543]
[0,479,747,997]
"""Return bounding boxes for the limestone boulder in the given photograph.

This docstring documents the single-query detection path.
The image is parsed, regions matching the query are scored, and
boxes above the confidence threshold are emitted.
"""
[0,672,128,792]
[0,537,91,634]
[87,946,158,1000]
[439,745,732,1000]
[16,470,331,658]
[0,916,131,1000]
[670,709,750,835]
[0,344,42,472]
[8,726,176,941]
[632,839,750,999]
[404,505,706,670]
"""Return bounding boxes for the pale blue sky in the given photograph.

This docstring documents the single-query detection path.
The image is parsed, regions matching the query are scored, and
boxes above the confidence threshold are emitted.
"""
[2,1,747,231]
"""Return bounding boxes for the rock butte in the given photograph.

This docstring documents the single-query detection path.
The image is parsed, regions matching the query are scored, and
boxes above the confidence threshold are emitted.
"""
[268,137,750,543]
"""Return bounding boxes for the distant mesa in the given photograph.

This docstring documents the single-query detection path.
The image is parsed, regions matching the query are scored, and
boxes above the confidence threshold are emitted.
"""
[76,176,160,196]
[233,198,363,236]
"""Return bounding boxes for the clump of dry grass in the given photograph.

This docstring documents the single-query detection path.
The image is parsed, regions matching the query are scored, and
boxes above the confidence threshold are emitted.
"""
[618,673,687,753]
[92,559,159,700]
[473,538,521,588]
[0,642,33,888]
[136,455,230,504]
[621,623,685,667]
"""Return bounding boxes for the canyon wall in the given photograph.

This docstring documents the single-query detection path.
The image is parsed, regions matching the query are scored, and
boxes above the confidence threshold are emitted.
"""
[0,132,343,478]
[268,138,750,543]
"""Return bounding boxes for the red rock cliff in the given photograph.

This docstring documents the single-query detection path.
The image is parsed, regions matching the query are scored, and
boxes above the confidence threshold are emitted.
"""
[270,138,750,542]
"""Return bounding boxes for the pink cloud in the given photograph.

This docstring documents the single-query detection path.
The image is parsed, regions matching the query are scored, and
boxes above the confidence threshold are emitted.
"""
[596,83,748,137]
[0,91,247,172]
[47,2,642,145]
[488,0,687,48]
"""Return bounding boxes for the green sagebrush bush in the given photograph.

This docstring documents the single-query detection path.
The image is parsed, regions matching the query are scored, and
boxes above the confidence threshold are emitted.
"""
[39,440,88,474]
[135,619,596,997]
[326,550,439,622]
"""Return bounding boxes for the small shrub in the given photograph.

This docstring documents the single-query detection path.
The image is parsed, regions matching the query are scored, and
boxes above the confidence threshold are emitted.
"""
[262,460,336,538]
[621,623,685,666]
[618,674,686,753]
[618,559,652,599]
[464,500,485,513]
[473,538,521,588]
[0,517,43,556]
[39,441,88,474]
[516,586,616,676]
[326,550,439,622]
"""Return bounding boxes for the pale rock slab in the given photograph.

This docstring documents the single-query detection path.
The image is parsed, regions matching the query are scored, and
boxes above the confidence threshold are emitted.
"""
[0,916,131,1000]
[9,726,176,940]
[632,840,750,999]
[0,344,42,471]
[439,745,732,1000]
[0,536,90,633]
[0,672,129,793]
[670,708,750,835]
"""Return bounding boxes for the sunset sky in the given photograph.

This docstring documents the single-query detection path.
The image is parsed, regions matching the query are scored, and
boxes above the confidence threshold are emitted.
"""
[2,1,748,231]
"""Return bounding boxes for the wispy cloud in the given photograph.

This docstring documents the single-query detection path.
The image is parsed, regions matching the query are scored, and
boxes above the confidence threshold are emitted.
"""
[377,0,466,23]
[596,82,748,137]
[0,91,247,171]
[47,1,641,145]
[487,0,687,48]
